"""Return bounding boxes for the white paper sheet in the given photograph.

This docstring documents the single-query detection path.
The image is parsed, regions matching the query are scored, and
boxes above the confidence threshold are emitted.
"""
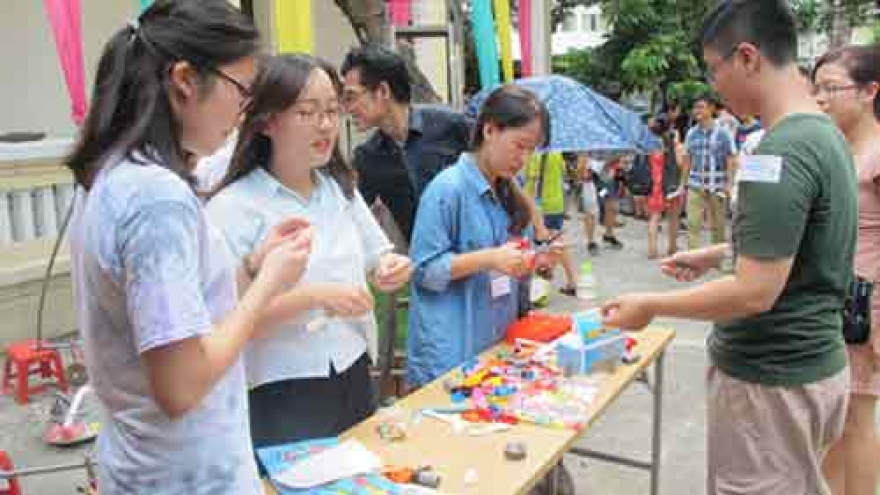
[272,439,382,489]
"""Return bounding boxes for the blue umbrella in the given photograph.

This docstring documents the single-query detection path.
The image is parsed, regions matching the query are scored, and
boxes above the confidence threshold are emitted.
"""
[465,75,661,154]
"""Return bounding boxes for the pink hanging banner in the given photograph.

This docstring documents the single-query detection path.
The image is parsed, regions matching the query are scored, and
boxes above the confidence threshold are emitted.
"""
[43,0,87,126]
[388,0,412,27]
[518,0,532,77]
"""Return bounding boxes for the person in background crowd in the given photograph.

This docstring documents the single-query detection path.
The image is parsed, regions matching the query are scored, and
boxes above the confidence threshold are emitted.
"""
[597,155,625,249]
[667,100,691,141]
[523,151,578,295]
[682,94,737,248]
[341,44,471,243]
[628,152,652,220]
[734,114,762,151]
[208,54,411,461]
[406,85,550,387]
[714,100,741,139]
[603,2,856,493]
[64,2,315,493]
[814,44,880,495]
[578,153,601,256]
[645,116,684,259]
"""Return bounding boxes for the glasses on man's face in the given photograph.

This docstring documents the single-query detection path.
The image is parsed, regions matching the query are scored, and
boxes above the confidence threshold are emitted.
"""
[341,87,369,107]
[292,102,342,126]
[812,82,861,98]
[210,67,253,107]
[704,45,739,84]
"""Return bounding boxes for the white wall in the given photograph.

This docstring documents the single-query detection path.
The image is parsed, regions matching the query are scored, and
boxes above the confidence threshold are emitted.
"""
[0,1,136,138]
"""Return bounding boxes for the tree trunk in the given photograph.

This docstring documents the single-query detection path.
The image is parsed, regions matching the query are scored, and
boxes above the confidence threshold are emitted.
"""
[333,0,442,103]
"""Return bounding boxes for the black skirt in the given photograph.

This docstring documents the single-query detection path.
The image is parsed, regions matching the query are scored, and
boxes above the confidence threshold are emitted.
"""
[248,352,376,471]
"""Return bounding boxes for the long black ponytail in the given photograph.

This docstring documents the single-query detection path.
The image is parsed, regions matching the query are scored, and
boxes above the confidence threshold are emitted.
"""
[66,0,260,190]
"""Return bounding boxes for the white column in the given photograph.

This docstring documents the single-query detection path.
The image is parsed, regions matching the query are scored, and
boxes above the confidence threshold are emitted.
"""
[55,184,75,228]
[413,0,450,102]
[34,186,58,238]
[530,0,552,75]
[10,189,35,242]
[0,192,11,246]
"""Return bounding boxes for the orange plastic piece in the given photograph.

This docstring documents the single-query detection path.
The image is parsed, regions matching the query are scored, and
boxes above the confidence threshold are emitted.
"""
[383,467,415,484]
[505,313,572,345]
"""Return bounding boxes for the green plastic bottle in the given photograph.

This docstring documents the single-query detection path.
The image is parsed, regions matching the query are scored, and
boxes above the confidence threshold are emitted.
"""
[576,261,596,301]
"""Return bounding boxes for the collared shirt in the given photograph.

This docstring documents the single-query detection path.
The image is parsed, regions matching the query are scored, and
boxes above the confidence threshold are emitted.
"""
[353,104,472,242]
[685,123,735,191]
[407,154,521,386]
[70,157,259,494]
[206,168,392,387]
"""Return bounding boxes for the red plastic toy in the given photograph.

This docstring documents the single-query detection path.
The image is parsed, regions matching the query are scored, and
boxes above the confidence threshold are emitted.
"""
[505,312,572,345]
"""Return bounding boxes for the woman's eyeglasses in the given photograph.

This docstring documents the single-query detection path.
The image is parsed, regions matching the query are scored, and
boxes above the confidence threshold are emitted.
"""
[812,83,860,97]
[210,67,252,105]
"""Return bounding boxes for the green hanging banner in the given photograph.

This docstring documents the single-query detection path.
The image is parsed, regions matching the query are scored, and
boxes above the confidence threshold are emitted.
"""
[139,0,153,12]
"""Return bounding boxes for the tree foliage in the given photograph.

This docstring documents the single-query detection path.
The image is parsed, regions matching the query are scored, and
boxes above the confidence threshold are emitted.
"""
[554,0,709,104]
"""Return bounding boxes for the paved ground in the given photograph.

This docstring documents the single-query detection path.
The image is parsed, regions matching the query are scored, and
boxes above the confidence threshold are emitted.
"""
[1,208,876,494]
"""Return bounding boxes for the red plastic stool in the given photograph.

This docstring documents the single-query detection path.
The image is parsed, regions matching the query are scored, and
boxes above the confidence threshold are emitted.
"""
[0,450,21,495]
[2,339,68,405]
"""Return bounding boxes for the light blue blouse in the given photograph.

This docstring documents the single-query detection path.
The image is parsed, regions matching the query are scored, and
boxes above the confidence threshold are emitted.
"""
[407,153,521,386]
[206,168,392,388]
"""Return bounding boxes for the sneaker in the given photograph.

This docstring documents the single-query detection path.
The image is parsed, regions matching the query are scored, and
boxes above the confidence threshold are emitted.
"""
[587,242,599,256]
[603,235,623,250]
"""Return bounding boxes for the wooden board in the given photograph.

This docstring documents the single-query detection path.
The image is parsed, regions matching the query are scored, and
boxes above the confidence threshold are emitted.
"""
[264,327,675,495]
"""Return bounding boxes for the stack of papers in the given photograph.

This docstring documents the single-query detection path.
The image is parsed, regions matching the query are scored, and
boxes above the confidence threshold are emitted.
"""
[258,438,397,494]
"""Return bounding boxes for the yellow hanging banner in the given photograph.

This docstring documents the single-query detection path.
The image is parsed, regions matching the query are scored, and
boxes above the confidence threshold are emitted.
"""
[274,0,313,54]
[493,0,514,82]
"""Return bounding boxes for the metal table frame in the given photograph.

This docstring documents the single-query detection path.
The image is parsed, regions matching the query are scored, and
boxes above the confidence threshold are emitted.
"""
[559,351,667,495]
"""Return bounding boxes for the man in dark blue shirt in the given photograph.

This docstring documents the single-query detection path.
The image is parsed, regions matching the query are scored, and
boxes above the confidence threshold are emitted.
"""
[341,45,472,242]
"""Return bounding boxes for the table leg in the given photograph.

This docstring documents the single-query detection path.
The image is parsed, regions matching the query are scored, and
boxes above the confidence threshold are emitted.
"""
[650,350,665,495]
[549,462,559,495]
[378,291,398,401]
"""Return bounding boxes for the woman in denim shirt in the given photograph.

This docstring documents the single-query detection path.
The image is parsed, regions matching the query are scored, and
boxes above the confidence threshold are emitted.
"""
[407,85,550,386]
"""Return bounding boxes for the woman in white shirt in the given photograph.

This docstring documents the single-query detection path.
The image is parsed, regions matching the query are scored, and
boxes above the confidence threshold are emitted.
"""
[207,54,412,457]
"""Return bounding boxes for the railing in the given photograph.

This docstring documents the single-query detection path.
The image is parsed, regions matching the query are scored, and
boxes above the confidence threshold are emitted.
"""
[0,140,77,346]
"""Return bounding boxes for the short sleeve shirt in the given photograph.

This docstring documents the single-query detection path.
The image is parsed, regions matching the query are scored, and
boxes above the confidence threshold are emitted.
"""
[69,157,259,494]
[710,114,856,387]
[206,169,392,387]
[685,123,735,191]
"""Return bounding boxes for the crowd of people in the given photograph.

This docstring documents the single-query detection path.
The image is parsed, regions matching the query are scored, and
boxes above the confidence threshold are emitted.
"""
[59,0,878,494]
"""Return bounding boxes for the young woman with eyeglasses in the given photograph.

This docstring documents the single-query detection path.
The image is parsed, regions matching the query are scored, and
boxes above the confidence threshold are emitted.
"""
[814,44,880,495]
[207,54,412,459]
[65,1,316,493]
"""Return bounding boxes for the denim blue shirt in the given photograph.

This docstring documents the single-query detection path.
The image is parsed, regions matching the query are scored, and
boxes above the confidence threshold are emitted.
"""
[407,154,520,386]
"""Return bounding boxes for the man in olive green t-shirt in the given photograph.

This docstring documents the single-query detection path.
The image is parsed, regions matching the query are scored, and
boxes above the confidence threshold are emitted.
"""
[601,2,855,494]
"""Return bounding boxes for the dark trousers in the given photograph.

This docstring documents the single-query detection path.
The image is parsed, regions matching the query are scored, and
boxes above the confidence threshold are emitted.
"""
[249,353,376,473]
